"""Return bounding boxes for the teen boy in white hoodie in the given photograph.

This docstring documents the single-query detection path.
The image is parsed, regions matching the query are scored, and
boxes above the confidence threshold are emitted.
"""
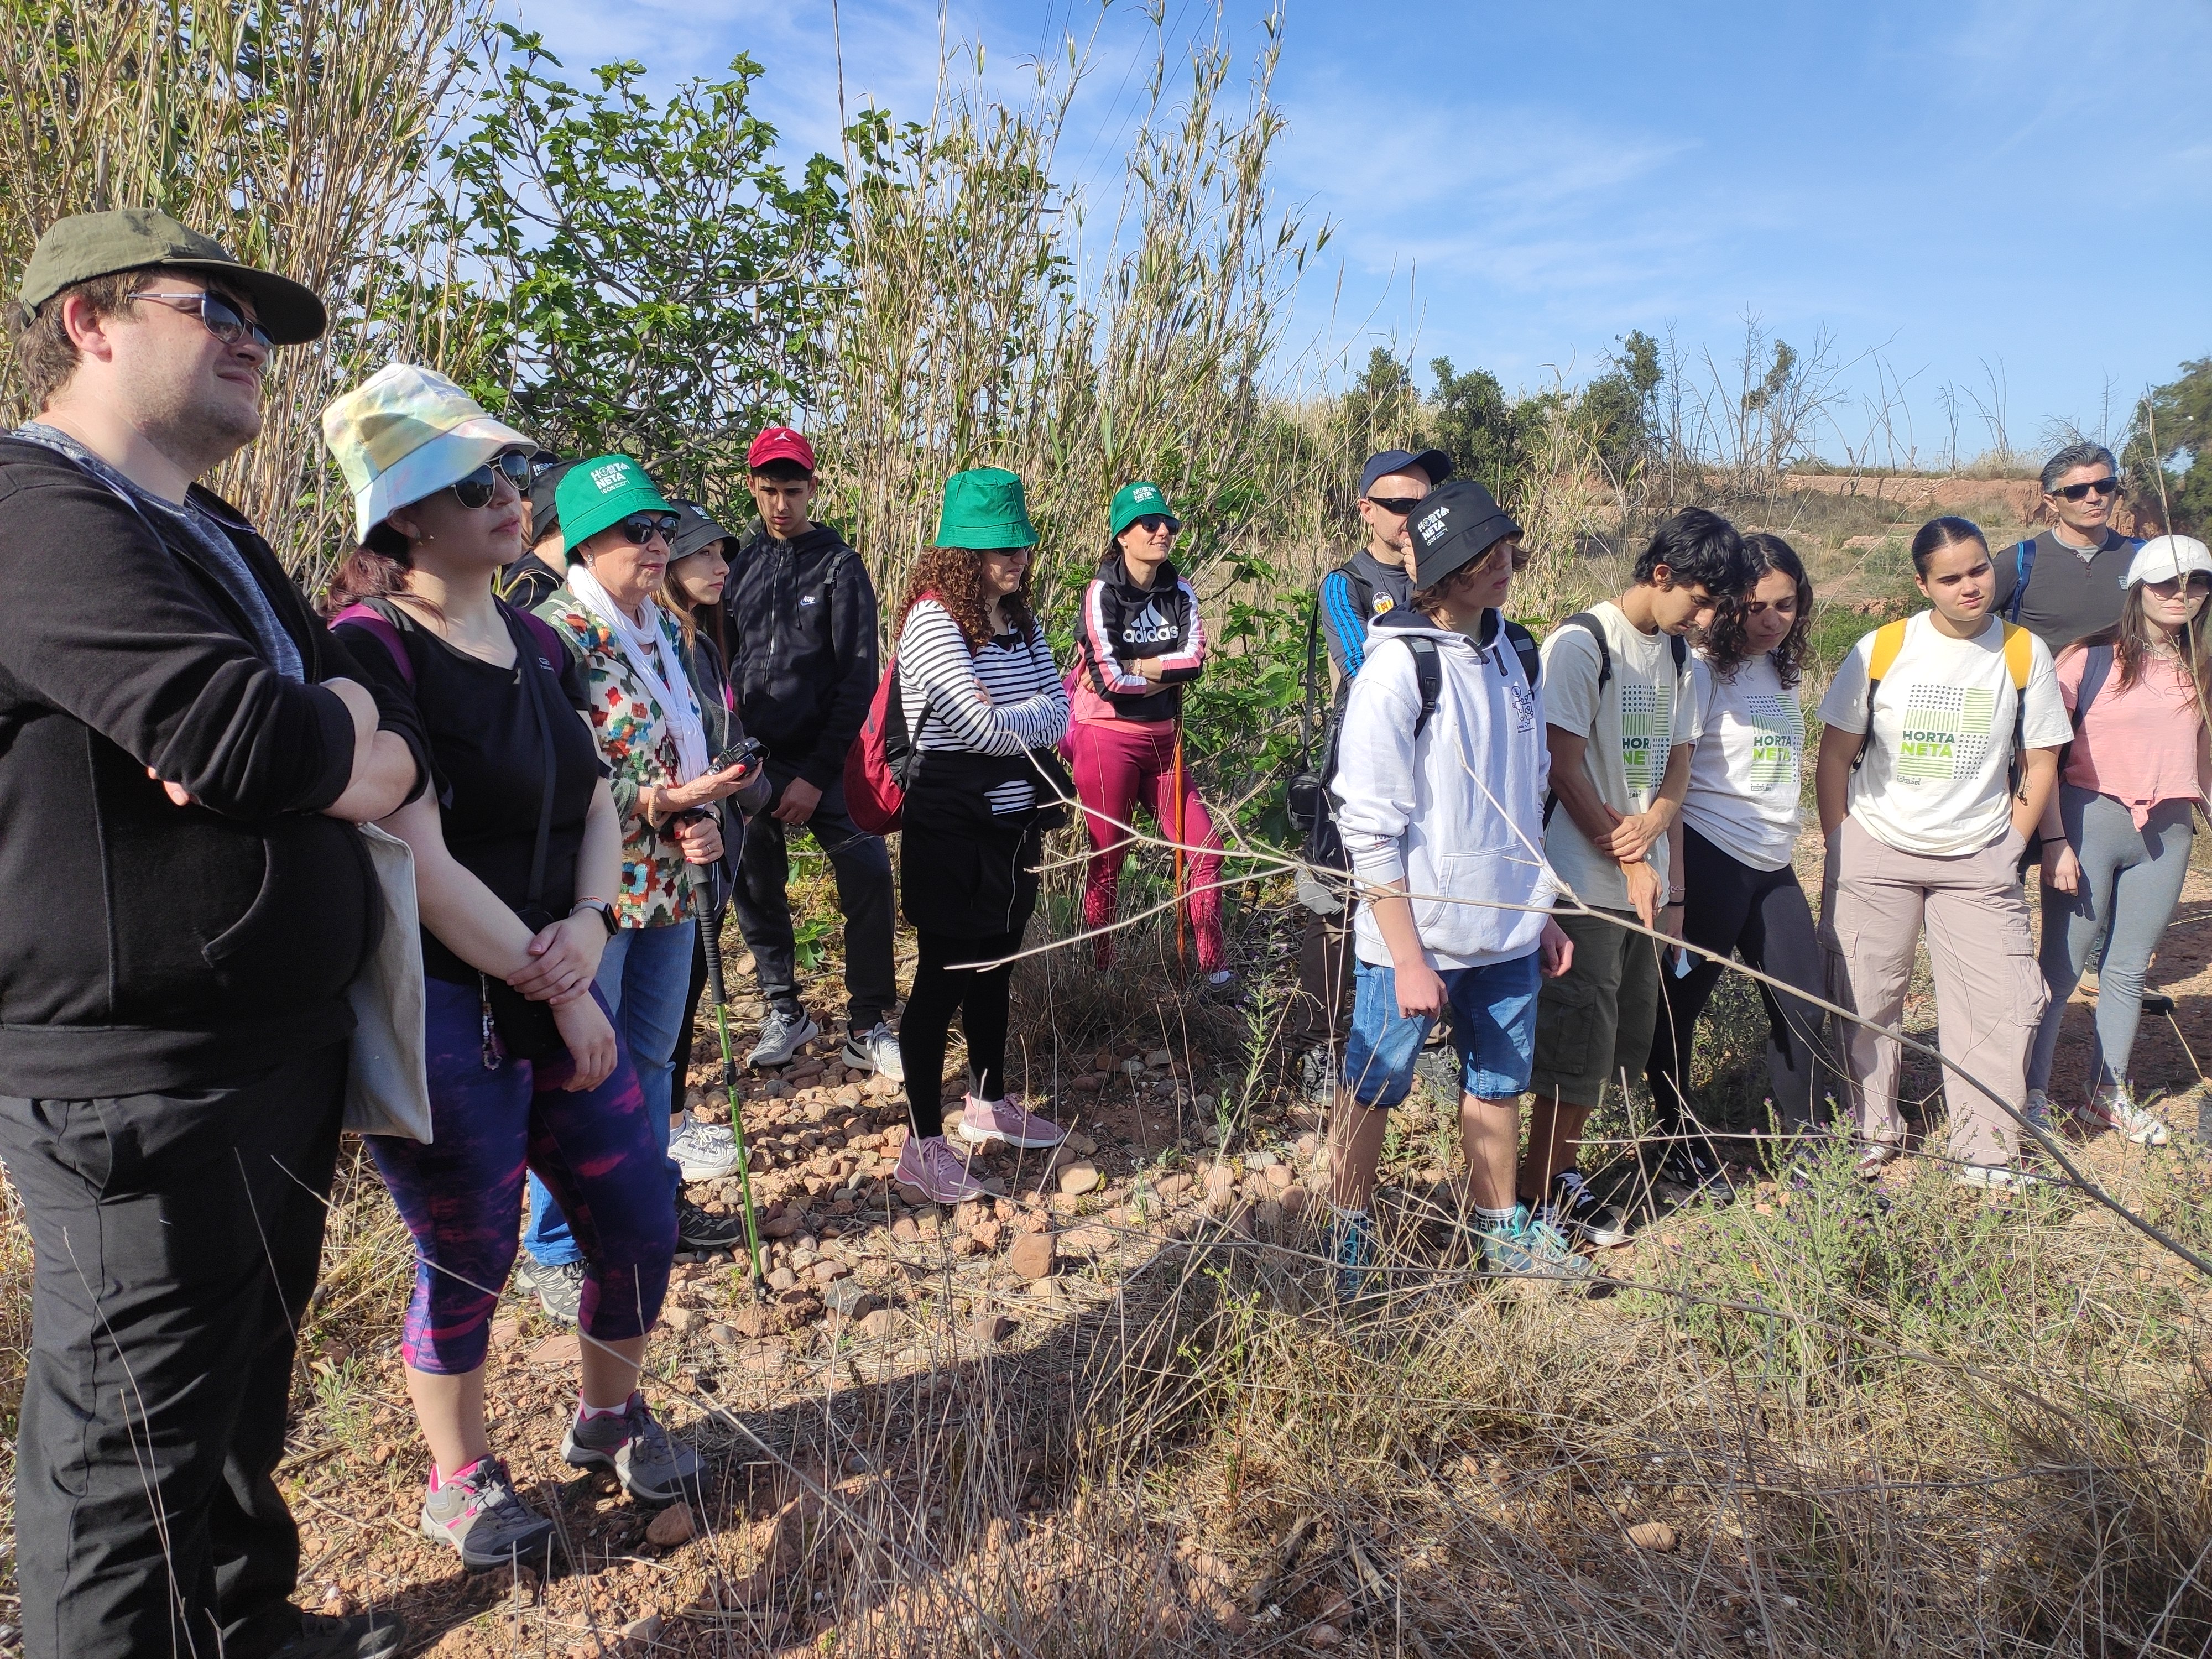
[1328,480,1580,1293]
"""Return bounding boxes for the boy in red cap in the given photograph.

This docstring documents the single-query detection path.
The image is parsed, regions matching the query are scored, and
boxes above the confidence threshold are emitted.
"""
[722,427,902,1076]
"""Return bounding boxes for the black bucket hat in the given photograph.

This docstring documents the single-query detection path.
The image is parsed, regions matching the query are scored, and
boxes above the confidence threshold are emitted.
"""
[1404,479,1521,589]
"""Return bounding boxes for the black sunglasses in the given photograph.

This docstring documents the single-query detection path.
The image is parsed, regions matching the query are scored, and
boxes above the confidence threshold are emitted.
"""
[2051,477,2121,501]
[1364,494,1424,516]
[611,512,681,546]
[448,449,536,510]
[1129,513,1181,535]
[2145,572,2212,596]
[131,288,273,351]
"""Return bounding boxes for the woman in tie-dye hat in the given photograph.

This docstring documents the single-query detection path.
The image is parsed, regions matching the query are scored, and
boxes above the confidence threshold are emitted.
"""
[320,363,693,1571]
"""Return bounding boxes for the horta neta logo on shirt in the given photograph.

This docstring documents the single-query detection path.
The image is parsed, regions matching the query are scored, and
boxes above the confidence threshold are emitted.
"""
[1745,693,1802,790]
[1620,679,1674,794]
[1896,684,1997,781]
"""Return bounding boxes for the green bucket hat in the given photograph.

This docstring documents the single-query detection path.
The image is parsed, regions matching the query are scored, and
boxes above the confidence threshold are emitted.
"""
[1109,480,1178,539]
[935,466,1037,549]
[557,453,672,550]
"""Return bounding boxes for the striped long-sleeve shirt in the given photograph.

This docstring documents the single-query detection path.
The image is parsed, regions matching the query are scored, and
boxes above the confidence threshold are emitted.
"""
[896,601,1069,815]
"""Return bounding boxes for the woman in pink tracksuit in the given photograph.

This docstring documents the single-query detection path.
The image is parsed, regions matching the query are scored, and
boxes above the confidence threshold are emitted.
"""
[1069,481,1227,977]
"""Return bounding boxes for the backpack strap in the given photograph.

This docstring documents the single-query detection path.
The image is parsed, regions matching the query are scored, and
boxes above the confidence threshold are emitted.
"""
[1501,618,1541,690]
[1850,618,1911,771]
[2004,537,2038,624]
[1560,611,1612,691]
[2001,620,2038,797]
[1669,631,1687,672]
[1406,635,1442,738]
[330,600,414,687]
[2072,642,2114,734]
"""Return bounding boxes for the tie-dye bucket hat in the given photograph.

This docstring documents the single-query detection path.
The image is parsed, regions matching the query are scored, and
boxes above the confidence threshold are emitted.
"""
[322,363,534,540]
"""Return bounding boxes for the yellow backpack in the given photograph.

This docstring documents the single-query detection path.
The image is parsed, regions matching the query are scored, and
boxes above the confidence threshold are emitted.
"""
[1853,617,2037,790]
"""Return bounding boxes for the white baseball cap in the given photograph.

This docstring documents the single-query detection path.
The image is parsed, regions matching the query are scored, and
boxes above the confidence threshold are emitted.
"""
[2125,534,2212,588]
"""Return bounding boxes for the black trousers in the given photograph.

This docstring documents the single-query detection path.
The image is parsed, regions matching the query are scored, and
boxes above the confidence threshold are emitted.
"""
[0,1042,347,1659]
[731,772,897,1032]
[1646,825,1830,1140]
[899,927,1024,1136]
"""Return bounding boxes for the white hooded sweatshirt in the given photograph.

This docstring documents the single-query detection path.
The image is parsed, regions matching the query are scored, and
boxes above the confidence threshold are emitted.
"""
[1330,611,1559,969]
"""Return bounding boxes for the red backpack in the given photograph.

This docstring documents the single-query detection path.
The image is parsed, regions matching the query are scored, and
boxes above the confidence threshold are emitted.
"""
[844,593,936,835]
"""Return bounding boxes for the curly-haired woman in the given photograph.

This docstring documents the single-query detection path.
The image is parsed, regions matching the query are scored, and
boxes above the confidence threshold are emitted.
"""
[1646,533,1832,1180]
[888,468,1073,1203]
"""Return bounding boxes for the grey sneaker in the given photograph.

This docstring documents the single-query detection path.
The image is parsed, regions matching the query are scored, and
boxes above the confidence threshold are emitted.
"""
[842,1020,905,1081]
[669,1118,738,1181]
[270,1610,406,1658]
[1478,1205,1595,1281]
[748,1007,820,1068]
[420,1456,556,1572]
[2022,1089,2055,1139]
[514,1256,585,1324]
[677,1197,750,1253]
[1540,1170,1631,1249]
[561,1393,701,1505]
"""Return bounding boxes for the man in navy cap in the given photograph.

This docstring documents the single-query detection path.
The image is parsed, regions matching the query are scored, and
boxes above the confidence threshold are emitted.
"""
[1292,447,1453,1050]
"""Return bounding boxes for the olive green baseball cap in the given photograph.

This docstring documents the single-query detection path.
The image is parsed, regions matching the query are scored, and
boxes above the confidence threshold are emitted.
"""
[17,208,327,345]
[935,466,1037,549]
[1109,480,1178,538]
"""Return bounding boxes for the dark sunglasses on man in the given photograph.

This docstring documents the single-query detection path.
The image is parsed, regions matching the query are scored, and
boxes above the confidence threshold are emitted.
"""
[2050,476,2121,502]
[1363,494,1425,517]
[447,448,537,510]
[130,288,274,352]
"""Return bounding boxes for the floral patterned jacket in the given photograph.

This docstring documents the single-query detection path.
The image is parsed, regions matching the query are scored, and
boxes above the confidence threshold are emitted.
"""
[534,586,697,928]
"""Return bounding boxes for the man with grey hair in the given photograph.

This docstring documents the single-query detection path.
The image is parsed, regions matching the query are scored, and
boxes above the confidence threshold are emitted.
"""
[1991,440,2143,655]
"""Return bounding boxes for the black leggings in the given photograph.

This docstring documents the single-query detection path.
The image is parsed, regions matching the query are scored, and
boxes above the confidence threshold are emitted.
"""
[1646,823,1830,1139]
[899,927,1023,1136]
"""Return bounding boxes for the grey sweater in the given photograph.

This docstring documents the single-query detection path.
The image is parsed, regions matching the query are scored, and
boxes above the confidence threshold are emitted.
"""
[1991,528,2139,655]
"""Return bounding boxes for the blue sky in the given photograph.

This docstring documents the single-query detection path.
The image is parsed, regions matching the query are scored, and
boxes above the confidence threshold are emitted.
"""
[504,0,2209,465]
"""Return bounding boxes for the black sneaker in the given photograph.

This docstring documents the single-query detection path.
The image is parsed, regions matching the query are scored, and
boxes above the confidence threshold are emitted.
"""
[1540,1170,1632,1249]
[270,1610,406,1658]
[513,1256,586,1324]
[677,1198,750,1253]
[1653,1141,1734,1204]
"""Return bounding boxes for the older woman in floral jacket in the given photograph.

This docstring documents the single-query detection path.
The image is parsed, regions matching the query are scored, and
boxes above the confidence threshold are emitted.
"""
[517,456,768,1317]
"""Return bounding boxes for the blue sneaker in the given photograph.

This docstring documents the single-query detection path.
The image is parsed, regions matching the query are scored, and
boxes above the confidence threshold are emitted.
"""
[1330,1211,1375,1301]
[1478,1205,1594,1282]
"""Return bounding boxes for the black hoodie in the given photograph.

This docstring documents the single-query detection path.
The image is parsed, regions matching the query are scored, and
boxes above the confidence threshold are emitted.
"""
[721,523,880,797]
[1072,550,1206,723]
[0,437,427,1095]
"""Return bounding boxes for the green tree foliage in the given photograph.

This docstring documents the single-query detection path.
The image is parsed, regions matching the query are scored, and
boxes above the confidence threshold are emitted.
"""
[1334,347,1421,458]
[2126,357,2211,532]
[1428,356,1542,499]
[1579,328,1661,479]
[441,25,846,504]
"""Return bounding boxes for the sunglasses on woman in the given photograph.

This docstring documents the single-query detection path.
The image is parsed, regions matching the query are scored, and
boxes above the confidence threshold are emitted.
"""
[2145,573,2212,598]
[2051,476,2121,502]
[447,449,536,510]
[129,288,274,351]
[610,512,682,546]
[1129,513,1181,534]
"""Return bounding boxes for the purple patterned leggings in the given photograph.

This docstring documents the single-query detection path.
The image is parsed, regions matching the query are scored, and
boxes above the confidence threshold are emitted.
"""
[367,976,675,1374]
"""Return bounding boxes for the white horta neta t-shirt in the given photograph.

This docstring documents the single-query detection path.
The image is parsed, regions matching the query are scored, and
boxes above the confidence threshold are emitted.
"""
[1681,651,1803,872]
[1814,611,2070,857]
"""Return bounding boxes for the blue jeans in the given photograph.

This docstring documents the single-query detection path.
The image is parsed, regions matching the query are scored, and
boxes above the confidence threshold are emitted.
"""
[1342,952,1542,1108]
[524,919,693,1266]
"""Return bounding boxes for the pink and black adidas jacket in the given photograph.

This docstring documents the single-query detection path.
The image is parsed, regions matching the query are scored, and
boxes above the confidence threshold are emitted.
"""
[1071,551,1207,725]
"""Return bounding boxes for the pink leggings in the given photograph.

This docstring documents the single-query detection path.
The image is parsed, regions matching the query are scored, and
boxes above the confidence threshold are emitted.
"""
[1068,718,1225,973]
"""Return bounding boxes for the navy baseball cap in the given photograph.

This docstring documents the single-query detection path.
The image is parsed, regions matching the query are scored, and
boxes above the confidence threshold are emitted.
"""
[1360,448,1452,498]
[1405,479,1521,589]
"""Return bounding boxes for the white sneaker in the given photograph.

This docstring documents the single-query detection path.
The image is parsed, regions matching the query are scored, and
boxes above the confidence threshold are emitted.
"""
[2099,1083,2170,1147]
[892,1134,989,1204]
[842,1021,905,1082]
[669,1119,738,1182]
[747,1008,819,1068]
[1956,1162,2042,1192]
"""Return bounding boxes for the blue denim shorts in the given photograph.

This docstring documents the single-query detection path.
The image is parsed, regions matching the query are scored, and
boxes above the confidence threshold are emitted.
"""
[1342,952,1542,1108]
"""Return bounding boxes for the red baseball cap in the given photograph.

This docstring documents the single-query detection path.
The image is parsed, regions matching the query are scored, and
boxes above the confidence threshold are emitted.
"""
[748,425,816,473]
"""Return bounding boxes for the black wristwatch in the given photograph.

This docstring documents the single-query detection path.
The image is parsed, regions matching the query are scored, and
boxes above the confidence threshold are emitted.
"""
[570,898,618,937]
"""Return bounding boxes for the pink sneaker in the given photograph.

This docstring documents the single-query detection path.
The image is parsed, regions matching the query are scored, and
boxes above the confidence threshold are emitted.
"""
[957,1094,1065,1150]
[893,1134,989,1204]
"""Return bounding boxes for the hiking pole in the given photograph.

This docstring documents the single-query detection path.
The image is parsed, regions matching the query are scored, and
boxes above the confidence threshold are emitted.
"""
[1171,715,1188,969]
[688,864,766,1292]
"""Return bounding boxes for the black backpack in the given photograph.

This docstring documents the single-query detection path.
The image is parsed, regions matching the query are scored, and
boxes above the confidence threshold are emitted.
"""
[1285,567,1538,867]
[1538,611,1687,828]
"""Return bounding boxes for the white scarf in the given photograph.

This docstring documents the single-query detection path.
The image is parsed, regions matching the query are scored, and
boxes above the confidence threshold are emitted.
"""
[565,561,712,784]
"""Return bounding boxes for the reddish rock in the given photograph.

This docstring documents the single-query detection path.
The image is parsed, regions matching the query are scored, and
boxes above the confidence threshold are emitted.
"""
[971,1313,1015,1343]
[1058,1162,1102,1196]
[1263,1164,1295,1191]
[645,1504,695,1547]
[1009,1232,1057,1280]
[971,1219,1005,1251]
[526,1333,571,1367]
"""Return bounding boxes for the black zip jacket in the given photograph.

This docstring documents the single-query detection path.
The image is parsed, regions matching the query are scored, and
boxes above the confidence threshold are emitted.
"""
[0,437,427,1095]
[721,523,880,796]
[1073,551,1206,722]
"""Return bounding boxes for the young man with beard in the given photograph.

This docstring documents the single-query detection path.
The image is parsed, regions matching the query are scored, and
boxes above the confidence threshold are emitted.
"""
[0,210,425,1659]
[722,427,902,1077]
